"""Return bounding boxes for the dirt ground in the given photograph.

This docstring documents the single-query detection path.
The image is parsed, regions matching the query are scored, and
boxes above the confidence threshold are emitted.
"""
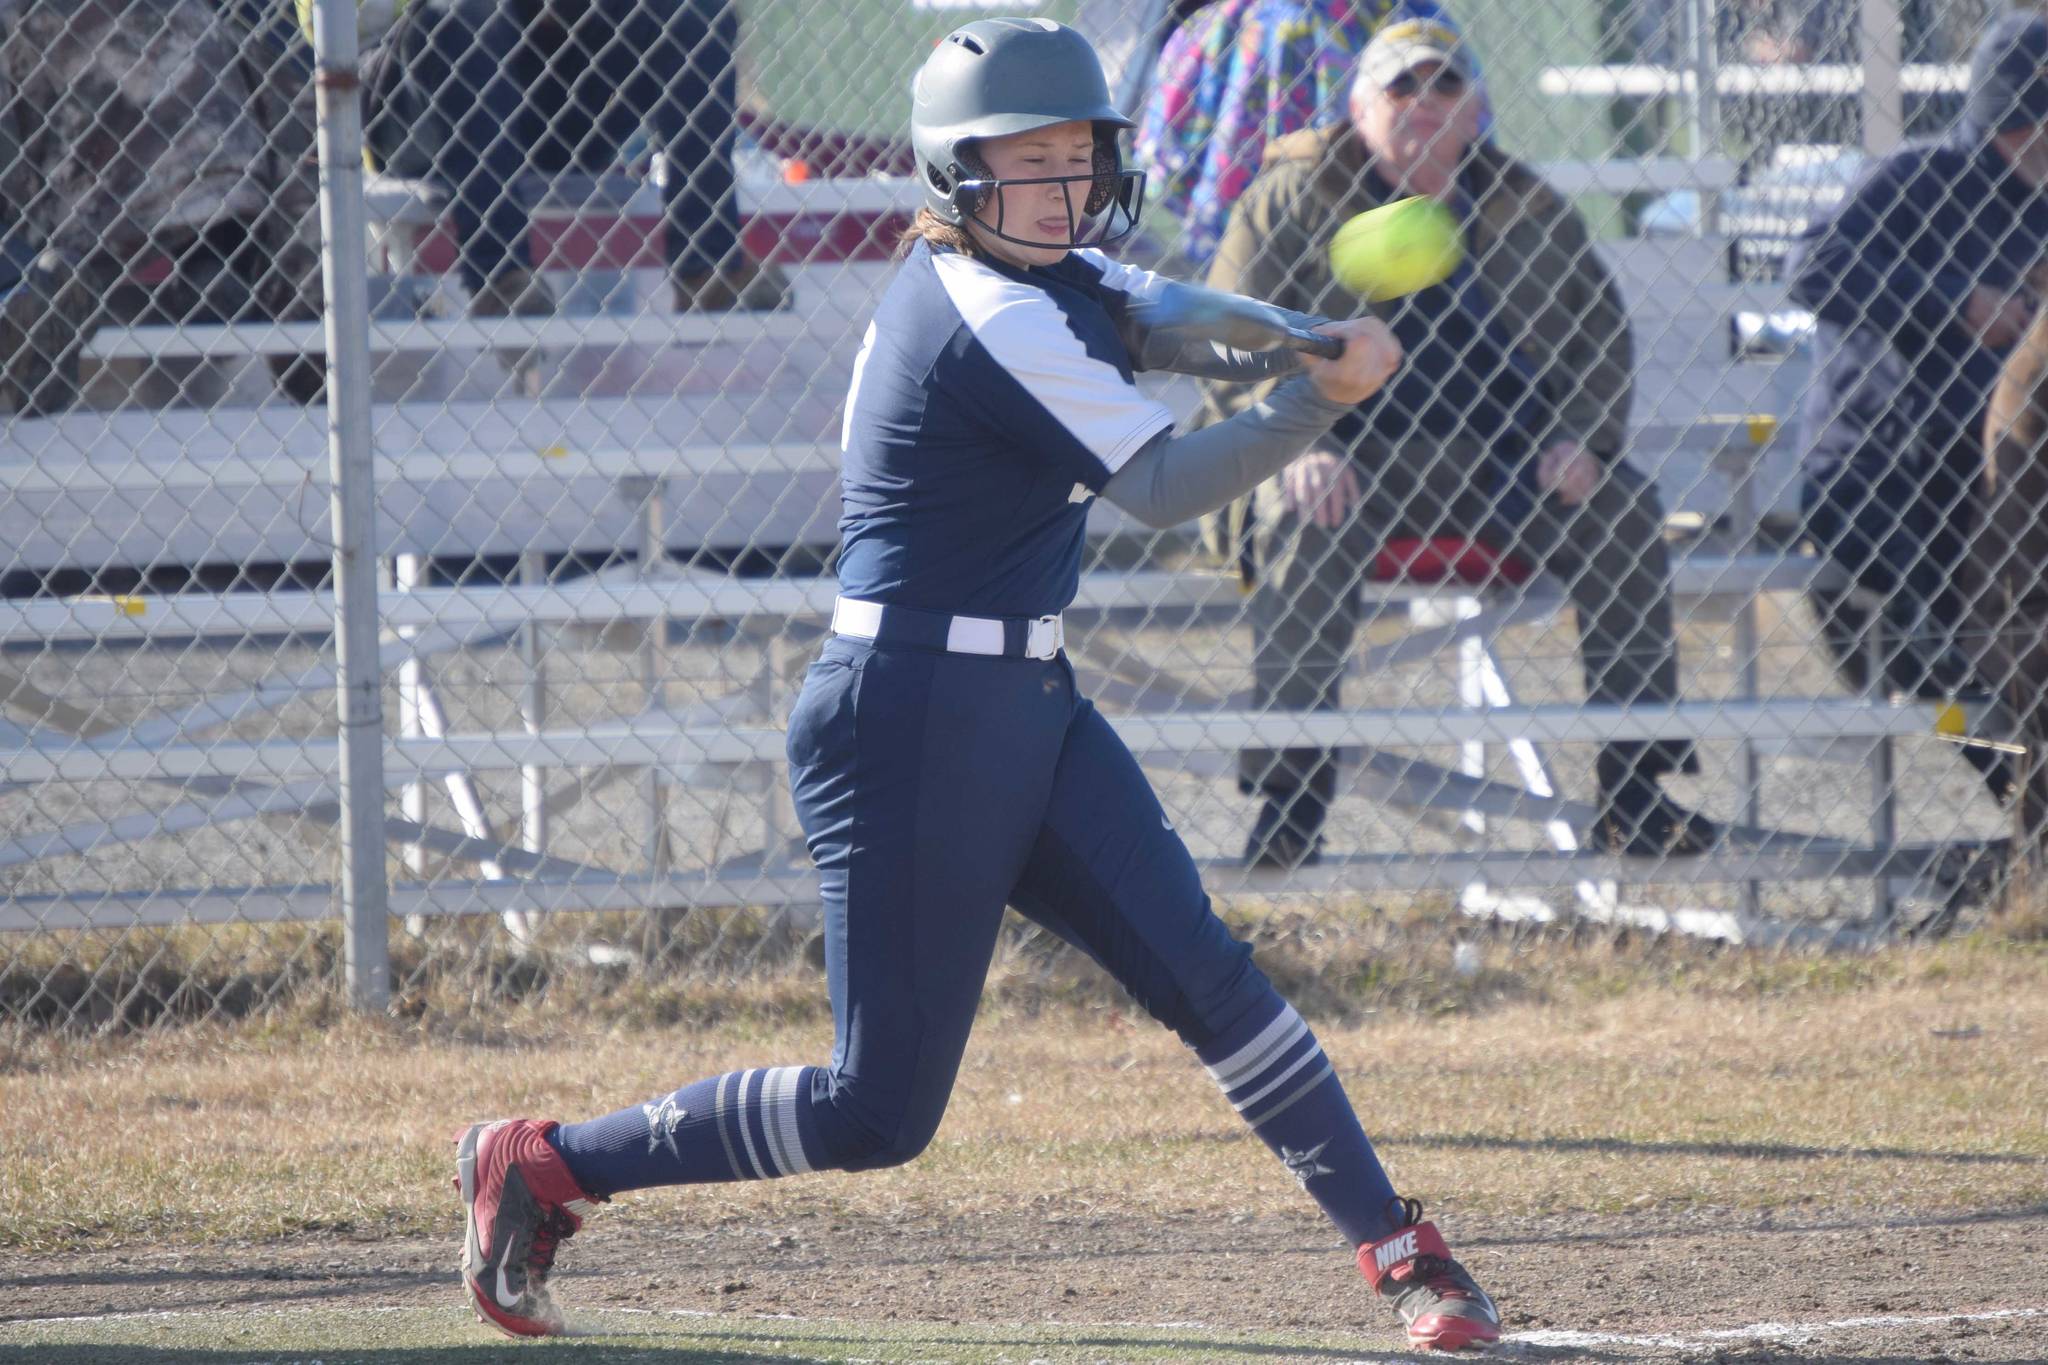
[12,1204,2048,1361]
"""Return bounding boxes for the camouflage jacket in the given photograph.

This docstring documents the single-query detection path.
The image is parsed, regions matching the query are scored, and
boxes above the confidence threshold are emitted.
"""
[0,0,316,262]
[1197,122,1634,463]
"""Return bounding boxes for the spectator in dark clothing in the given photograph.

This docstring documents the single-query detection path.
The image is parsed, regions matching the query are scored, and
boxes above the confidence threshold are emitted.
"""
[363,0,786,318]
[1787,10,2048,807]
[1629,0,1991,150]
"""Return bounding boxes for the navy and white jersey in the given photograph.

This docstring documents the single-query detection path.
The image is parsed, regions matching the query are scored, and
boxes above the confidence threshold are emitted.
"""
[835,240,1177,618]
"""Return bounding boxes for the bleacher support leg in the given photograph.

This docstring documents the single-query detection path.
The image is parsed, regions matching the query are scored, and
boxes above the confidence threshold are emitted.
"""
[1738,600,1765,920]
[1456,597,1615,917]
[516,549,548,944]
[395,554,428,899]
[1730,431,1767,919]
[1862,619,1899,926]
[632,478,678,958]
[1451,596,1499,917]
[395,552,531,941]
[1455,598,1488,841]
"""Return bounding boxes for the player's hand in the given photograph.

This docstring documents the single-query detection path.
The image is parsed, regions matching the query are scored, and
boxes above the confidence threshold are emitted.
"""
[1537,439,1601,507]
[1281,450,1363,528]
[1965,284,2035,348]
[1301,317,1401,405]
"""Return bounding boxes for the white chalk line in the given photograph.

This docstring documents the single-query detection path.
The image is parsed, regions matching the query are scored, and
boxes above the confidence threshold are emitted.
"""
[1496,1304,2048,1352]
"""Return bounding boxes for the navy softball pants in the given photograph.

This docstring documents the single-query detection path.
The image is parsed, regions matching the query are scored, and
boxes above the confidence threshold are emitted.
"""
[786,635,1270,1168]
[550,634,1403,1245]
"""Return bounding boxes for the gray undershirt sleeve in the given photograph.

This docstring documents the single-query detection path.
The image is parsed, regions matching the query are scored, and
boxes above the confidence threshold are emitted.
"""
[1099,376,1353,529]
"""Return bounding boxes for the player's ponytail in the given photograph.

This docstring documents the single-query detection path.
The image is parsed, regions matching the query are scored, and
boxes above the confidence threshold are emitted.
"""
[895,206,984,260]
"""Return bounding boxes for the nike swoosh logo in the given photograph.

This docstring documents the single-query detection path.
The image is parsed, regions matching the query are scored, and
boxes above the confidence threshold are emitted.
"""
[1161,814,1174,831]
[496,1264,522,1309]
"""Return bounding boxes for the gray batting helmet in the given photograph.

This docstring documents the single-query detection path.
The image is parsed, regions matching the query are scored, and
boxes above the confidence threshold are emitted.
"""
[909,17,1144,249]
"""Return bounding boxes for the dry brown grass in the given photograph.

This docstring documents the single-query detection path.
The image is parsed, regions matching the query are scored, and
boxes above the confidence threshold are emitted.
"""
[3,933,2043,1254]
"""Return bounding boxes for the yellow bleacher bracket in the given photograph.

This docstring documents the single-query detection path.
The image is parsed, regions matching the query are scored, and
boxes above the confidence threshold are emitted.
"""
[538,445,569,460]
[78,595,147,618]
[1745,414,1779,445]
[1932,702,2025,753]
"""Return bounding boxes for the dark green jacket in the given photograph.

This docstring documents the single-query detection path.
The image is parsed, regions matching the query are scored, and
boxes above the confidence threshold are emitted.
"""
[1196,123,1634,569]
[1201,121,1633,453]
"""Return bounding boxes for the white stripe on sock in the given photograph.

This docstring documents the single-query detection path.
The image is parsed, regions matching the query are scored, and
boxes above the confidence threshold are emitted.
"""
[1204,1006,1306,1093]
[1244,1058,1335,1128]
[756,1068,792,1177]
[1228,1043,1324,1115]
[766,1067,812,1176]
[734,1069,769,1179]
[713,1072,747,1180]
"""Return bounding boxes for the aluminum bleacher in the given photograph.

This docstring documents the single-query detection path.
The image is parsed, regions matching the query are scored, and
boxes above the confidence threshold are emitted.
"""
[0,159,1998,950]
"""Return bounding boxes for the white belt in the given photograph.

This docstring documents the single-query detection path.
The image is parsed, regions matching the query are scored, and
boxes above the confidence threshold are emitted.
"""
[831,596,1065,661]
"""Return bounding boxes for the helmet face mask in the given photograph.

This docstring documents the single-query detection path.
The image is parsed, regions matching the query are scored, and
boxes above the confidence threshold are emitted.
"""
[910,18,1145,250]
[950,163,1147,252]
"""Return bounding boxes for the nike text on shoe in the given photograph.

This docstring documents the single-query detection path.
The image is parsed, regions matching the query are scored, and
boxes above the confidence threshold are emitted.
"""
[1356,1200,1500,1351]
[455,1119,605,1338]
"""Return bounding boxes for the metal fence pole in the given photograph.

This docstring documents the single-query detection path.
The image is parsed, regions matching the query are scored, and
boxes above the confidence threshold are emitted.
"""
[311,0,391,1012]
[1860,0,1905,155]
[637,480,672,879]
[1682,0,1720,161]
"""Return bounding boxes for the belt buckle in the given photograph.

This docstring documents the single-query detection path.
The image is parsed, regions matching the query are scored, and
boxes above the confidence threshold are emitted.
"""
[1026,614,1062,660]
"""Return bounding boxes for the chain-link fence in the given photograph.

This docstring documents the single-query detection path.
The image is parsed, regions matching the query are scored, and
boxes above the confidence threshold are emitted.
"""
[1,0,2041,1031]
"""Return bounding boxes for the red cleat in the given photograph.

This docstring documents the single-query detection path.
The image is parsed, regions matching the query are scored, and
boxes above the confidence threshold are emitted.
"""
[454,1119,604,1338]
[1358,1200,1501,1351]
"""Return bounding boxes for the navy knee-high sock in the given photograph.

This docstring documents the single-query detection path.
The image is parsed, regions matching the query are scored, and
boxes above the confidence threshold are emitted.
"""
[1195,992,1400,1247]
[548,1066,823,1197]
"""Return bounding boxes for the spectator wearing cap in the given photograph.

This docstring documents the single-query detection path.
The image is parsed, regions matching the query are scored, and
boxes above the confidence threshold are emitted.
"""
[1788,10,2048,810]
[1132,1,1490,271]
[1198,19,1714,867]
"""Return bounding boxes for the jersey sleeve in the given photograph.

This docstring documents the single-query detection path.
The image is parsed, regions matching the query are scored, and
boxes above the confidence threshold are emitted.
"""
[1071,247,1170,306]
[933,252,1176,491]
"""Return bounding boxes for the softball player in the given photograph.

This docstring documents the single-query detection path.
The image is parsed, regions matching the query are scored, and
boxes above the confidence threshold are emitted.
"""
[455,17,1499,1352]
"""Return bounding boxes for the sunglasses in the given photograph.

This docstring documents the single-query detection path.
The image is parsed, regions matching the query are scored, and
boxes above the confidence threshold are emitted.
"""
[1385,67,1469,100]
